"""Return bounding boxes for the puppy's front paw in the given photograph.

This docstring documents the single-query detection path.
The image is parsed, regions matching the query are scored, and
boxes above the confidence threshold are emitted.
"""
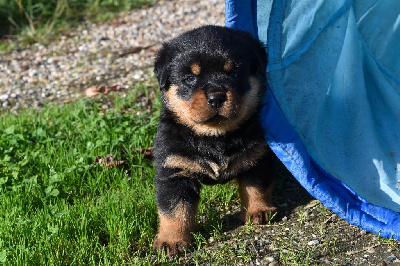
[153,206,195,257]
[242,206,277,225]
[153,236,191,256]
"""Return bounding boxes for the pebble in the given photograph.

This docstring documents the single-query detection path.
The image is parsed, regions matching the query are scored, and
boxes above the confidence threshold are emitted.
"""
[385,255,397,261]
[307,240,319,246]
[265,256,275,262]
[0,0,224,112]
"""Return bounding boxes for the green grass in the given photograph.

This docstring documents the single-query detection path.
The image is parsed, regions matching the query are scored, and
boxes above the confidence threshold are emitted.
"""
[0,0,153,49]
[0,87,249,264]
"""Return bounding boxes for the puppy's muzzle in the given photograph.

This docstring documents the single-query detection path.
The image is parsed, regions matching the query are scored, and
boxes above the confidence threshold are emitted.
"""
[207,90,227,109]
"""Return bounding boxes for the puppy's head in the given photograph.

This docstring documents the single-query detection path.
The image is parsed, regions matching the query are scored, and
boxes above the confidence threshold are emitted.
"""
[154,26,267,136]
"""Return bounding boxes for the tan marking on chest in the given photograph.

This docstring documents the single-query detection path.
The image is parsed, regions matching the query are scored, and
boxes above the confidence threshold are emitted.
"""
[163,155,203,174]
[163,142,267,181]
[206,142,268,179]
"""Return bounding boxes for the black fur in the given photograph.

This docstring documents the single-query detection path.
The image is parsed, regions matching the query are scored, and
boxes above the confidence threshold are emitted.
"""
[154,113,274,214]
[152,25,275,255]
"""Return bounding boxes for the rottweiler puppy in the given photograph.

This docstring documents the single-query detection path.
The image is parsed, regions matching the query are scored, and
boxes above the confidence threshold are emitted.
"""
[152,25,276,256]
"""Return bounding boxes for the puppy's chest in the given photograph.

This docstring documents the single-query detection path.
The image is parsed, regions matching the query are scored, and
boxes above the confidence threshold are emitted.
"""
[200,141,267,181]
[164,139,268,182]
[200,151,245,181]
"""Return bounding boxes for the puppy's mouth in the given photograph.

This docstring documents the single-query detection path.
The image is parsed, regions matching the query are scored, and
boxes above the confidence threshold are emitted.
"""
[194,114,229,125]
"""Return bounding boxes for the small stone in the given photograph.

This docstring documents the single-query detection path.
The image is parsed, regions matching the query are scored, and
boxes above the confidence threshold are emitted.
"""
[265,256,274,262]
[304,200,319,209]
[208,237,214,243]
[99,36,110,42]
[0,94,8,101]
[282,216,288,221]
[307,240,319,246]
[385,255,397,262]
[366,247,375,253]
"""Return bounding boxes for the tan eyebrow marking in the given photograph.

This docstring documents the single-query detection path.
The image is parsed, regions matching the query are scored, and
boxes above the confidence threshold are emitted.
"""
[224,60,233,72]
[190,63,201,75]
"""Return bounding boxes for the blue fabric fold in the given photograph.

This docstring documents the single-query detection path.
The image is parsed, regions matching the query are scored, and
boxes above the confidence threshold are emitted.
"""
[225,0,400,240]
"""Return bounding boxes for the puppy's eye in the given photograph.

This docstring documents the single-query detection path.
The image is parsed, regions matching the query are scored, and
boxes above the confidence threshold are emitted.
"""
[229,72,239,79]
[184,75,196,84]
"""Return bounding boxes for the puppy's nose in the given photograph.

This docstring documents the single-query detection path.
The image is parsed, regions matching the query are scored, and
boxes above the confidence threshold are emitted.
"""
[207,92,226,109]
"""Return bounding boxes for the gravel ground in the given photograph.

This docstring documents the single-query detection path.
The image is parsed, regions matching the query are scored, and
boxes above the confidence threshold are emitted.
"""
[207,163,400,265]
[1,0,399,264]
[0,0,224,112]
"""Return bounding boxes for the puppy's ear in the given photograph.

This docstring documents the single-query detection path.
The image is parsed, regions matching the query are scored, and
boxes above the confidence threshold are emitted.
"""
[252,41,268,75]
[154,45,172,90]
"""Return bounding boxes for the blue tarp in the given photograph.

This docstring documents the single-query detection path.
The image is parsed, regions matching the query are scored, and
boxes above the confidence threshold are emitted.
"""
[226,0,400,239]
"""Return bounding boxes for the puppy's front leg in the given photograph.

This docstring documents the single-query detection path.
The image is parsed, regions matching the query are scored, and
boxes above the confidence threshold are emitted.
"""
[153,175,201,256]
[238,179,276,224]
[238,155,276,224]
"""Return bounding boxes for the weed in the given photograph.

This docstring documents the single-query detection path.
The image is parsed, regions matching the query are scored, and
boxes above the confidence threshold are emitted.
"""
[375,233,400,250]
[277,234,317,265]
[297,208,306,225]
[323,238,341,256]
